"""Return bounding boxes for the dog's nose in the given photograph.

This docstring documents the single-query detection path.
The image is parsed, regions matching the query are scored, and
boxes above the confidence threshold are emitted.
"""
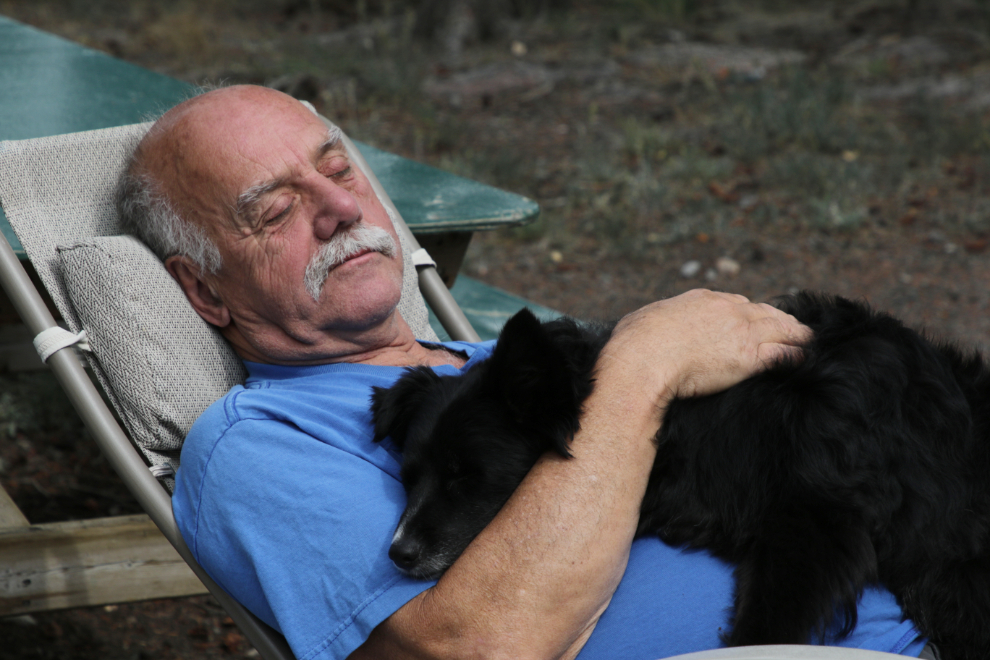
[389,537,424,572]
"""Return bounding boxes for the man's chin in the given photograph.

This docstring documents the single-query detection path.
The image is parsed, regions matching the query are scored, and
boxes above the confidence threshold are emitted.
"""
[312,265,404,323]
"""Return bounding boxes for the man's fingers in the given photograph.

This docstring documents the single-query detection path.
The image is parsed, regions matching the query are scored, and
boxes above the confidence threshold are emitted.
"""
[753,310,812,366]
[746,308,812,369]
[757,341,805,366]
[712,291,751,304]
[749,307,812,346]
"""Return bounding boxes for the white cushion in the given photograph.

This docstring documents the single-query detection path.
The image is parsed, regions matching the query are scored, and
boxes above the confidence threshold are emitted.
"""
[58,236,244,481]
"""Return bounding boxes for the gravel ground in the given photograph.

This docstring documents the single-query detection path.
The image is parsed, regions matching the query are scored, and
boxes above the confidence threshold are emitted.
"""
[2,0,990,657]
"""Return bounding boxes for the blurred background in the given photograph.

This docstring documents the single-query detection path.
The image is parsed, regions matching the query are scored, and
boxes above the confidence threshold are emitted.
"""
[2,0,990,657]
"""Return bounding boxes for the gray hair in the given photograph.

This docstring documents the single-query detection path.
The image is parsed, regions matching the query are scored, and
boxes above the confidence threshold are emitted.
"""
[117,164,223,275]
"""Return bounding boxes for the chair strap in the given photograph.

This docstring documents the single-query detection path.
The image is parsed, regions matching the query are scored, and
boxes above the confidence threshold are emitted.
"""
[149,465,175,478]
[411,248,436,269]
[33,327,91,362]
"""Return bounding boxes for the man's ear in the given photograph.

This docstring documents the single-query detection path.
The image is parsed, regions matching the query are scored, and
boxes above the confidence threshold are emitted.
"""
[164,255,231,328]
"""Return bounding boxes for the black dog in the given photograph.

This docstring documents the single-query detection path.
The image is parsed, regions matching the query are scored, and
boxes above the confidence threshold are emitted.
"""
[371,292,990,659]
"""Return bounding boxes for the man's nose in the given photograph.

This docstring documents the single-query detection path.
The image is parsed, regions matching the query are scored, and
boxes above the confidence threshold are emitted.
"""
[312,177,361,241]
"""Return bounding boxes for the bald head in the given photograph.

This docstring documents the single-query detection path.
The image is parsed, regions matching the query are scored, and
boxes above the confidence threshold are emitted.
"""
[118,85,336,272]
[141,86,324,214]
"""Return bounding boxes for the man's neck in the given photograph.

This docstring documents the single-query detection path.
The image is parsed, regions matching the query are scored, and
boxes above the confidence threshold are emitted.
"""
[224,311,467,369]
[345,340,468,369]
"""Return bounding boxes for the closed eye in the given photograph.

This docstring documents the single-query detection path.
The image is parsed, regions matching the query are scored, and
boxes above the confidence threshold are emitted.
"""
[318,154,354,180]
[265,200,294,225]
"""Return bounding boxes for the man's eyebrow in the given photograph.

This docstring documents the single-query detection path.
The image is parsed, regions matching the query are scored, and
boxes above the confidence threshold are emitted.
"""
[234,127,344,219]
[236,177,288,219]
[319,125,343,154]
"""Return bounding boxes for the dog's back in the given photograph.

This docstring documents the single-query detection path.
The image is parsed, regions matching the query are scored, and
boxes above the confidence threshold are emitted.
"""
[645,293,985,555]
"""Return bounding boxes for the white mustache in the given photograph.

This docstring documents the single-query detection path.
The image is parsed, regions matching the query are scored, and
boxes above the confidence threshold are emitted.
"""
[304,222,397,301]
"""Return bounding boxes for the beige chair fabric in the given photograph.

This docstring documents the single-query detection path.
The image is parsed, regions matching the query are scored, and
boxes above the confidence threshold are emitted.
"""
[0,121,438,490]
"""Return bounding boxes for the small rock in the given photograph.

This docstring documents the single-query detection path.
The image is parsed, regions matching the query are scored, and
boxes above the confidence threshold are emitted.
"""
[705,268,718,282]
[680,260,702,278]
[549,250,563,263]
[511,41,527,57]
[715,257,741,278]
[4,615,38,626]
[738,194,759,211]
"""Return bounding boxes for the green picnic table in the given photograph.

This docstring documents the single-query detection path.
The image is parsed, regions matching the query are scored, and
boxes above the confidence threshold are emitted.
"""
[0,14,551,342]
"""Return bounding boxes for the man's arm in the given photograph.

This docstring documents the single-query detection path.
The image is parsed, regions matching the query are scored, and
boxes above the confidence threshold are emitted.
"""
[351,289,810,660]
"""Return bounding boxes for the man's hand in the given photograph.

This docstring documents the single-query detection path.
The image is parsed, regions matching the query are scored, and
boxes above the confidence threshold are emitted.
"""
[599,289,811,406]
[352,289,811,660]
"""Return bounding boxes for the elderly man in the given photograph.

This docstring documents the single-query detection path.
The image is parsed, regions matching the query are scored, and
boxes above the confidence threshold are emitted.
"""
[119,85,928,660]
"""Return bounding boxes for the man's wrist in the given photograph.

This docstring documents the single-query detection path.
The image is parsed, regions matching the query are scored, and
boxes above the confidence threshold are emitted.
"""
[592,349,675,425]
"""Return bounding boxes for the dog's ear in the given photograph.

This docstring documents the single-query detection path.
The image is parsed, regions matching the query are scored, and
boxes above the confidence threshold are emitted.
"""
[370,366,441,449]
[488,309,580,457]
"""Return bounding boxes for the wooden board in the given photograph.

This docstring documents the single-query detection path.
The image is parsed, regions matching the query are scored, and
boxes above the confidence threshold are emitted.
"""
[0,514,207,615]
[0,483,29,529]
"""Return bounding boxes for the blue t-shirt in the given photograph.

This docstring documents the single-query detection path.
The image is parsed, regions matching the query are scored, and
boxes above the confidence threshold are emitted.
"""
[172,340,926,660]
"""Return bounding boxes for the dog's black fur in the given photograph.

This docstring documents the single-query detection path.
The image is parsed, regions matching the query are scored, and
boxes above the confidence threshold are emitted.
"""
[371,292,990,659]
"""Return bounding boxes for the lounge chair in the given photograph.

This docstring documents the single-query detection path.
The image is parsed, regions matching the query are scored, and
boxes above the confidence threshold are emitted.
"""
[0,98,909,660]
